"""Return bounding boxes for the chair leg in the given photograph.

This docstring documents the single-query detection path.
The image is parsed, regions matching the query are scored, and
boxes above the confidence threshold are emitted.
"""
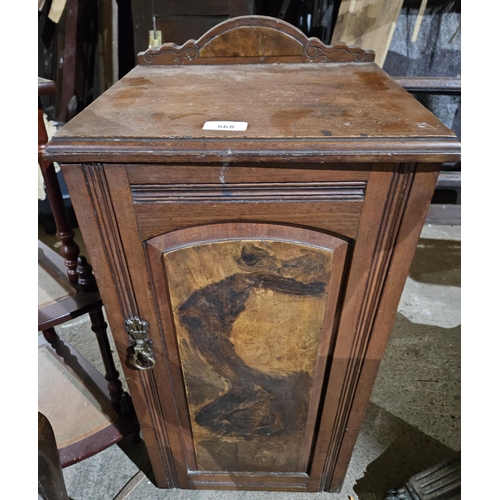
[88,306,134,414]
[76,257,134,415]
[38,412,70,500]
[42,327,58,343]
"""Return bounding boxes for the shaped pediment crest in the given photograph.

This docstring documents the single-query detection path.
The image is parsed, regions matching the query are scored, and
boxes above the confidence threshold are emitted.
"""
[138,15,374,65]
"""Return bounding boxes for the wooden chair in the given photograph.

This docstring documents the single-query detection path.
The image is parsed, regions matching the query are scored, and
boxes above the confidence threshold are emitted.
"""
[38,77,139,494]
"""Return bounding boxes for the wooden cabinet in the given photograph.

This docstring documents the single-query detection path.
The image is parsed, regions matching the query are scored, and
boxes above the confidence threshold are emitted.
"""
[45,16,460,493]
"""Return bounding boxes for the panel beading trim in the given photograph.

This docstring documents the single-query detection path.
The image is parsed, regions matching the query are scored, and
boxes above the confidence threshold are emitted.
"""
[319,163,417,491]
[131,181,366,204]
[81,163,179,488]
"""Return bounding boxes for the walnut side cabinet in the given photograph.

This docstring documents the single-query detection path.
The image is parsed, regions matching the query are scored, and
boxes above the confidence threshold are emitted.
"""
[45,16,460,493]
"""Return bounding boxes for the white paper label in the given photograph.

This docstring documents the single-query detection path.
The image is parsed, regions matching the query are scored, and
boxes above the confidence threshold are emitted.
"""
[202,121,248,131]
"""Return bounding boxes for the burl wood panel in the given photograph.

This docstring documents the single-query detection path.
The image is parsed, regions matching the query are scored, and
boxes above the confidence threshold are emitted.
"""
[163,239,334,473]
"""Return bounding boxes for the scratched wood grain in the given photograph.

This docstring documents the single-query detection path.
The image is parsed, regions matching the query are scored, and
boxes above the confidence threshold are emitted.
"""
[163,240,333,472]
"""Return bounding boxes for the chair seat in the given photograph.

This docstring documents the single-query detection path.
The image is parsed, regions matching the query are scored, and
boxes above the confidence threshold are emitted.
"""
[38,334,136,467]
[38,260,76,307]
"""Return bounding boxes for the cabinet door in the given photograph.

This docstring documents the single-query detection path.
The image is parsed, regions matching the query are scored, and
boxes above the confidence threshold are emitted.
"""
[144,223,348,490]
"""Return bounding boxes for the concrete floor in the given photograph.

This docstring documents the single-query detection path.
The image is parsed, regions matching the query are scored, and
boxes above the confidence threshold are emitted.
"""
[40,223,461,500]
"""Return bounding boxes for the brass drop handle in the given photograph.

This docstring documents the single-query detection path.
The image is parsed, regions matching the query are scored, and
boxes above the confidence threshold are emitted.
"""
[125,317,156,371]
[130,339,157,370]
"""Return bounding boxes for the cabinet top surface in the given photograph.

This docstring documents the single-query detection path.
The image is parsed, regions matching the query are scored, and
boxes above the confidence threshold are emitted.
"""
[47,62,460,163]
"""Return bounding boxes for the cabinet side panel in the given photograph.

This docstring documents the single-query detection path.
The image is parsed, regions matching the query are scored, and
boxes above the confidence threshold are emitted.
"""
[327,165,440,491]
